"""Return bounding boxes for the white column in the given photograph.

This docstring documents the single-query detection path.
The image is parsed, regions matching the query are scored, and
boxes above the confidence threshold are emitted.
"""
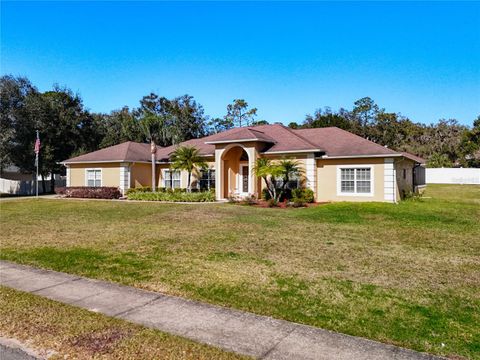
[215,148,224,200]
[119,163,130,196]
[305,153,316,194]
[246,147,256,196]
[384,158,396,203]
[66,165,70,187]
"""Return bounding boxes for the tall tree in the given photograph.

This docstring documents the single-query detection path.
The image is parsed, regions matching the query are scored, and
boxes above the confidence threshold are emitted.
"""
[139,93,207,146]
[352,97,380,128]
[225,99,257,127]
[97,107,143,148]
[459,116,480,167]
[0,75,37,175]
[140,112,170,192]
[207,117,234,134]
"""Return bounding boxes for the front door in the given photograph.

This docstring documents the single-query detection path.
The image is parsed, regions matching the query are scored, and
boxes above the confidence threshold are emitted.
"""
[239,164,249,195]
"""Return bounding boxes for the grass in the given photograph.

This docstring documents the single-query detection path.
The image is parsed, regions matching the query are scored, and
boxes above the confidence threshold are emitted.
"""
[1,184,479,359]
[0,286,247,359]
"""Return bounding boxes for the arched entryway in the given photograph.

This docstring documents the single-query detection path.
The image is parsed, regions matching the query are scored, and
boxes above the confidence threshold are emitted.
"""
[221,145,251,198]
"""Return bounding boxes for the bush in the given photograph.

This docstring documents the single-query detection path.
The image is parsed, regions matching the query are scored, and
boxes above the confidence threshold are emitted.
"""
[55,187,122,199]
[267,199,277,207]
[125,186,151,195]
[291,188,315,203]
[262,188,271,200]
[127,190,215,202]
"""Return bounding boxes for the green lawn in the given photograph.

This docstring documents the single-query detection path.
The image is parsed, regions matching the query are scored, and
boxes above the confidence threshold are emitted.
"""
[0,286,246,359]
[1,184,479,359]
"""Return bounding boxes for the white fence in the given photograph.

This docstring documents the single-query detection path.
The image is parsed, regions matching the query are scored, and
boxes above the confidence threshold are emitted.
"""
[426,168,480,185]
[0,178,66,195]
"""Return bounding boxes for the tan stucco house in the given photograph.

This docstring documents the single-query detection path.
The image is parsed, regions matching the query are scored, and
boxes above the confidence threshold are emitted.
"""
[61,124,426,202]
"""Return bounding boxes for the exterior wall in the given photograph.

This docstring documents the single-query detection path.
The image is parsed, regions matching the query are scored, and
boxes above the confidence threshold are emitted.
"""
[395,159,415,199]
[156,159,215,189]
[130,163,153,188]
[316,158,386,202]
[69,163,121,187]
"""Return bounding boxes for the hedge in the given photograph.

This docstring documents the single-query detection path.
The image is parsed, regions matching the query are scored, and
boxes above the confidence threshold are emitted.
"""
[55,187,122,199]
[127,190,215,202]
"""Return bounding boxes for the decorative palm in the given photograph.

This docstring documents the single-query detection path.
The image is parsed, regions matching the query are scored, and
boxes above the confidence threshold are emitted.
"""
[253,158,304,203]
[170,146,206,192]
[140,112,168,192]
[253,158,282,202]
[278,159,304,192]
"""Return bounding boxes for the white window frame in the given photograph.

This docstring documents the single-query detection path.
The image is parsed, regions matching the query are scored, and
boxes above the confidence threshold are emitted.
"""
[237,161,250,195]
[336,165,374,197]
[198,168,216,191]
[85,168,102,187]
[162,169,182,189]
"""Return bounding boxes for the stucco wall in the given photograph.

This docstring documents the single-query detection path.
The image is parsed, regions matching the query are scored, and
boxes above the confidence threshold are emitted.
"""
[395,159,415,199]
[156,159,215,189]
[69,163,120,187]
[130,163,153,188]
[316,158,386,202]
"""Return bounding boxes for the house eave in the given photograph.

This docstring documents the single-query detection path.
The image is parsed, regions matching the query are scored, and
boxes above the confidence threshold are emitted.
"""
[60,160,150,165]
[205,138,275,145]
[262,149,322,155]
[318,154,402,160]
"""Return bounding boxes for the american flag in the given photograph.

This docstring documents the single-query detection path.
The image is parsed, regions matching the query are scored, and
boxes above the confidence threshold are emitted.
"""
[34,133,40,155]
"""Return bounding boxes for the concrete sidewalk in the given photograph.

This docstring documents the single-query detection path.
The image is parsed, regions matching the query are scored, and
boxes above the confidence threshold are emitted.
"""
[0,261,443,360]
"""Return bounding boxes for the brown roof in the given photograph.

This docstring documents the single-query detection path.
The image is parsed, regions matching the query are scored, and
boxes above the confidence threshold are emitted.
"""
[205,127,276,144]
[63,125,425,164]
[155,124,321,160]
[401,152,426,164]
[293,127,398,157]
[62,141,156,163]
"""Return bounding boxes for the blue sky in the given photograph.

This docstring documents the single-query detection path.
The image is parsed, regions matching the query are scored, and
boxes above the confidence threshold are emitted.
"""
[1,1,479,126]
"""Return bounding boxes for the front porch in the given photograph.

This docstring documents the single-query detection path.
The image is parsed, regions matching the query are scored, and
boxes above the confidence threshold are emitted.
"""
[214,144,259,200]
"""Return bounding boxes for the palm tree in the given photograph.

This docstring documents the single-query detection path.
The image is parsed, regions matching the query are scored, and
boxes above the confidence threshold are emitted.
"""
[140,112,169,192]
[253,158,282,202]
[278,159,304,193]
[254,158,304,203]
[170,146,206,192]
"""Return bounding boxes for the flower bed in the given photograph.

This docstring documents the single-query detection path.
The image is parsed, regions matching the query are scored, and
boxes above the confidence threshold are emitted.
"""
[55,187,122,199]
[127,190,215,202]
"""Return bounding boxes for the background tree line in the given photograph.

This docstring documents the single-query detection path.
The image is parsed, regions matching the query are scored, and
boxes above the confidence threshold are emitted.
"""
[1,75,479,189]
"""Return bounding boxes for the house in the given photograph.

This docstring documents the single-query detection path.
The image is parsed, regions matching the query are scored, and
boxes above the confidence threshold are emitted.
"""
[61,124,426,202]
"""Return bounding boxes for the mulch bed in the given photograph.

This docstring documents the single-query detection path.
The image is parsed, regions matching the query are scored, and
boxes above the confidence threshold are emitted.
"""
[237,200,328,209]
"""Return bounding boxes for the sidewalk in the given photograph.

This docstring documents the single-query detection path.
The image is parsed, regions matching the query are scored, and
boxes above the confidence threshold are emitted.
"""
[0,261,443,360]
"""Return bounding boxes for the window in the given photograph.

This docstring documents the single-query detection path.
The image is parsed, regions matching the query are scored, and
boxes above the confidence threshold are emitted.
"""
[86,169,101,187]
[403,168,407,180]
[338,167,372,195]
[199,169,215,190]
[274,173,301,190]
[164,170,181,189]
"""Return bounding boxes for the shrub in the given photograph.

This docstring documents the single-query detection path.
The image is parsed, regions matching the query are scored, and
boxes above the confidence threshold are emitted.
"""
[125,186,151,195]
[267,198,277,207]
[291,188,315,203]
[127,190,215,202]
[55,187,122,199]
[262,188,271,200]
[303,188,315,203]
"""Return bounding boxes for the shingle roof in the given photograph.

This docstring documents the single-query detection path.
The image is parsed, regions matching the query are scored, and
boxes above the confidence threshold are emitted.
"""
[293,127,398,157]
[62,141,156,163]
[205,127,276,144]
[401,152,426,164]
[62,125,426,164]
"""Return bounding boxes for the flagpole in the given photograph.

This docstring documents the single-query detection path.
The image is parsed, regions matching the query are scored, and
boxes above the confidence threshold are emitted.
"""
[36,130,39,198]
